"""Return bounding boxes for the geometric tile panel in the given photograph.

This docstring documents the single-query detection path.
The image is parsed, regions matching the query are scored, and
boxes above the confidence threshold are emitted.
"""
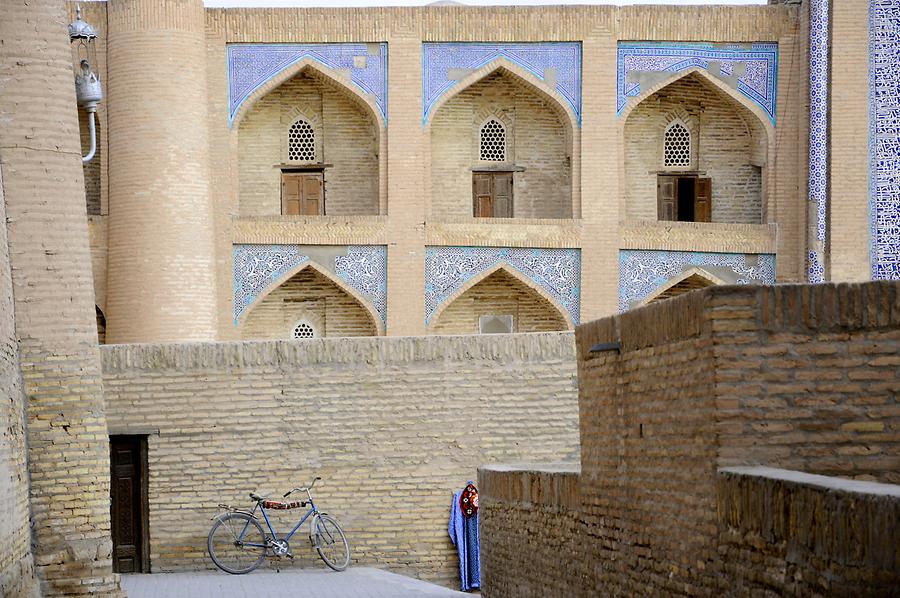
[424,246,581,326]
[618,250,776,312]
[227,43,388,127]
[617,42,779,126]
[808,0,829,283]
[422,42,582,125]
[232,244,387,326]
[869,0,900,280]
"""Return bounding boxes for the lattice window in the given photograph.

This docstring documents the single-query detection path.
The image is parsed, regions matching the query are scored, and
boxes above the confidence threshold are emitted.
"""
[663,122,692,168]
[287,119,316,162]
[291,320,317,339]
[479,119,506,162]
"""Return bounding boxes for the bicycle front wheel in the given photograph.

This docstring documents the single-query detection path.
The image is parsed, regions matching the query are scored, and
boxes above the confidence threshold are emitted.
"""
[313,514,351,571]
[208,512,267,574]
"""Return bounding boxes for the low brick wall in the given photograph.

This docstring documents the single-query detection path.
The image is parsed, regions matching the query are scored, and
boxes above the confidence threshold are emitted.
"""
[718,467,900,595]
[100,332,579,587]
[481,281,900,597]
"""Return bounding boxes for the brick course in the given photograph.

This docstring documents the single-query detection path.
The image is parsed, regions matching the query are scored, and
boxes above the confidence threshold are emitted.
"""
[100,332,579,587]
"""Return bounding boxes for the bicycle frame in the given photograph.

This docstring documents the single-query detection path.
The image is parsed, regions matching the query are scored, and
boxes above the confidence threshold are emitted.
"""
[235,497,320,548]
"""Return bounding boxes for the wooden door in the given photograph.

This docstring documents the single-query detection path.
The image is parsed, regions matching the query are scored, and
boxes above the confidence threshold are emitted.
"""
[110,436,149,573]
[695,177,712,222]
[282,173,324,216]
[657,175,676,221]
[472,172,513,218]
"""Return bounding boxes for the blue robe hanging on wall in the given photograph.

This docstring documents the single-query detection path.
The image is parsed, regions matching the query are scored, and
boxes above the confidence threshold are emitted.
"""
[449,482,480,592]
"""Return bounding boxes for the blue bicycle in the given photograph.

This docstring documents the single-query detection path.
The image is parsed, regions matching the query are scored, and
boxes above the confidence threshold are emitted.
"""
[208,477,350,574]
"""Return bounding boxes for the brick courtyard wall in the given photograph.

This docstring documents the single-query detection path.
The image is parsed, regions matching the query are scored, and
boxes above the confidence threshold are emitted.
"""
[0,0,121,594]
[480,281,900,597]
[100,332,579,587]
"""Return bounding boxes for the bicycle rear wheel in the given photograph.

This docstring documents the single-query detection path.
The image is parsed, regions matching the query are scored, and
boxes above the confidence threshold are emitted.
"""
[208,512,267,574]
[313,514,351,571]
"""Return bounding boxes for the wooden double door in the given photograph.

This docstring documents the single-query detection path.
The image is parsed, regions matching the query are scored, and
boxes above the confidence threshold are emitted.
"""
[282,172,324,216]
[657,175,711,222]
[110,435,149,573]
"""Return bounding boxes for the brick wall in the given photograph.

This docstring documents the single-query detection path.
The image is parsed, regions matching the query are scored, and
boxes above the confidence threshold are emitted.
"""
[240,266,378,339]
[0,165,38,597]
[237,71,380,217]
[0,0,120,593]
[430,71,572,220]
[624,74,766,224]
[480,281,900,597]
[431,269,568,334]
[100,332,579,587]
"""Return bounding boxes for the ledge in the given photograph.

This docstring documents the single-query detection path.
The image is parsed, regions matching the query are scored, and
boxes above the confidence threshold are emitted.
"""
[233,215,387,245]
[479,462,580,509]
[620,219,776,254]
[426,218,582,249]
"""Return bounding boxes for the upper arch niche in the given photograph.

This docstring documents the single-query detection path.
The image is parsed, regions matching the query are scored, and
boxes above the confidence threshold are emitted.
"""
[623,71,770,225]
[237,64,382,218]
[429,65,576,220]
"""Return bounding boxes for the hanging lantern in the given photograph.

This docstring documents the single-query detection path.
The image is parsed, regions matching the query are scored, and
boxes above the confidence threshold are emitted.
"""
[69,4,101,162]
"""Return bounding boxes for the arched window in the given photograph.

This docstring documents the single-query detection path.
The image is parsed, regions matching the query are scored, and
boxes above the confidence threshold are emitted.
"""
[287,118,316,162]
[663,121,692,168]
[479,119,506,162]
[291,319,318,339]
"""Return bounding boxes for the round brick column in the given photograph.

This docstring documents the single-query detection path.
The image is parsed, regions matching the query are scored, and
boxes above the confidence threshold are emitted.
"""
[106,0,218,342]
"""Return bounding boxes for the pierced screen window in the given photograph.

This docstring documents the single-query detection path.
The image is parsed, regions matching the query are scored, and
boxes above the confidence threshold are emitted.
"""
[291,320,317,339]
[287,119,316,162]
[479,119,506,162]
[663,122,691,168]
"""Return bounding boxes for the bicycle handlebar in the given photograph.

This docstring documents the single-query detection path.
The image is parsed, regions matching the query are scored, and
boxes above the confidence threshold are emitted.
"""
[283,476,322,498]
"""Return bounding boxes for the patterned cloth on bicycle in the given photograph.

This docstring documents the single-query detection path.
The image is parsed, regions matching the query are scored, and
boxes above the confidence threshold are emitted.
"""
[262,500,304,510]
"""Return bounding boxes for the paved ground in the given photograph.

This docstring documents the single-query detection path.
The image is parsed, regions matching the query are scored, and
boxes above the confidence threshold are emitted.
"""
[121,567,472,597]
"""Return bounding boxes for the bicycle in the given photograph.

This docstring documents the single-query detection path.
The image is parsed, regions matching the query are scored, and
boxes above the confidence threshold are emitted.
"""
[207,476,351,574]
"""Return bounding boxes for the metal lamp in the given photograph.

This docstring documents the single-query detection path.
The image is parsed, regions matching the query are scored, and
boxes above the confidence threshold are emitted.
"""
[69,5,102,163]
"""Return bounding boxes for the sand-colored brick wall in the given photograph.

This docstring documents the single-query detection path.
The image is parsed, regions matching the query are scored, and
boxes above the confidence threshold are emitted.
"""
[100,332,579,587]
[480,281,900,597]
[624,75,766,224]
[829,0,871,281]
[240,267,377,339]
[430,269,568,334]
[106,0,219,343]
[430,72,572,220]
[0,0,120,594]
[238,71,379,217]
[0,168,38,598]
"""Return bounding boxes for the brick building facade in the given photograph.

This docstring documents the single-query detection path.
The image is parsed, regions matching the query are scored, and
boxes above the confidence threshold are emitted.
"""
[67,0,897,345]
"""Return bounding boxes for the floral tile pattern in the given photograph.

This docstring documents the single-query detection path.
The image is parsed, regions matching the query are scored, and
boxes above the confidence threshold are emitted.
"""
[227,43,388,127]
[808,0,829,283]
[869,0,900,280]
[618,250,776,312]
[233,244,387,326]
[617,42,778,126]
[422,42,582,125]
[424,246,581,325]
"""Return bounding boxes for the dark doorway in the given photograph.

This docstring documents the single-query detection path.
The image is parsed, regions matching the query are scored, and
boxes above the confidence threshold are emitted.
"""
[676,177,696,222]
[110,435,150,573]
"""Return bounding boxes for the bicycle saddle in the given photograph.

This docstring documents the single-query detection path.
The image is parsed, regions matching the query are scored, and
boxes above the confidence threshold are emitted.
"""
[249,492,266,501]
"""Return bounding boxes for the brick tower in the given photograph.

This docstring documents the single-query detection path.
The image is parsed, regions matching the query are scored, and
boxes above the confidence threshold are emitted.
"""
[106,0,219,342]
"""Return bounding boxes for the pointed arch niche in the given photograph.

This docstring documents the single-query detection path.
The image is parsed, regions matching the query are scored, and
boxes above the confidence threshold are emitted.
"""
[426,59,579,221]
[621,70,772,225]
[234,60,385,218]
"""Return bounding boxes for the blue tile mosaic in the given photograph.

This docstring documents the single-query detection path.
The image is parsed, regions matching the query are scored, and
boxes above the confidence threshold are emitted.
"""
[808,0,829,283]
[869,0,900,280]
[618,250,776,312]
[233,244,387,326]
[422,42,582,125]
[617,42,778,126]
[227,43,388,127]
[424,246,581,326]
